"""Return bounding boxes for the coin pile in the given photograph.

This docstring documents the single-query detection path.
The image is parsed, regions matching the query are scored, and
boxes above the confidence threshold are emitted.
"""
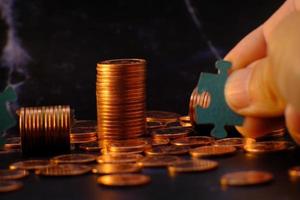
[96,59,146,139]
[189,87,211,122]
[19,106,71,156]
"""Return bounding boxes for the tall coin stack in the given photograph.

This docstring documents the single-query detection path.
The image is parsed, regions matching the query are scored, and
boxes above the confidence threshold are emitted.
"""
[96,59,146,139]
[19,105,71,156]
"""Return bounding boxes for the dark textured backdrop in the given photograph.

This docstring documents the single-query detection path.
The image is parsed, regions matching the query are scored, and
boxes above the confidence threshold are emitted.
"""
[0,0,284,120]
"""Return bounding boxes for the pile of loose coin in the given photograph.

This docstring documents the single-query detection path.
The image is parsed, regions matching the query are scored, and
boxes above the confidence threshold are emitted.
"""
[1,110,299,191]
[96,59,146,140]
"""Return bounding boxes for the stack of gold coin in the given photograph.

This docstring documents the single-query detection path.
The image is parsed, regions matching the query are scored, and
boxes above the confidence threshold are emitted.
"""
[70,127,97,144]
[96,59,146,139]
[19,106,71,156]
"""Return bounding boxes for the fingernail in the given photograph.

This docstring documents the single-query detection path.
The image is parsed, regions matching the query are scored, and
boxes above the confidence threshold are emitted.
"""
[225,67,253,110]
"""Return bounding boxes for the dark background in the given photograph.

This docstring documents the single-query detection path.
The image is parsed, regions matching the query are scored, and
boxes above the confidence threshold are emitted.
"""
[0,0,284,119]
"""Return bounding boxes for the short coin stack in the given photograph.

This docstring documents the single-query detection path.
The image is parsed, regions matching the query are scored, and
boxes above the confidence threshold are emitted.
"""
[19,106,71,156]
[96,59,146,139]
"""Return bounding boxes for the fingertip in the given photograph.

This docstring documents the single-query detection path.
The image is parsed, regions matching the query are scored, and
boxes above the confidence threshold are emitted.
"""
[285,104,300,144]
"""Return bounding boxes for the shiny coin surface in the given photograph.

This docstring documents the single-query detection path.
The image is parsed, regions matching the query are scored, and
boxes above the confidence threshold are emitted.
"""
[179,116,192,127]
[35,164,92,176]
[97,154,143,164]
[146,121,165,130]
[4,137,21,150]
[145,145,189,156]
[92,163,141,174]
[146,111,180,123]
[51,154,96,164]
[289,166,300,178]
[215,138,255,148]
[144,138,170,146]
[79,142,103,152]
[97,174,150,187]
[166,121,182,128]
[108,139,148,153]
[220,171,273,186]
[10,160,51,170]
[168,159,218,174]
[171,136,214,147]
[244,141,291,154]
[152,127,191,140]
[0,180,23,193]
[0,169,29,180]
[190,146,237,157]
[137,156,182,168]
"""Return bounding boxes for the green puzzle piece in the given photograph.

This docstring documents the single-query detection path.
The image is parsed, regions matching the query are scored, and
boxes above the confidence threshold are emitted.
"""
[195,60,244,138]
[0,86,17,148]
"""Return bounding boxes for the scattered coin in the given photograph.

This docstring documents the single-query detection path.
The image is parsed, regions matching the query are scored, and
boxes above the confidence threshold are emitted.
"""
[0,180,23,193]
[168,159,218,174]
[97,174,151,187]
[0,169,29,180]
[179,116,193,127]
[107,139,149,153]
[92,163,142,174]
[166,121,182,128]
[171,136,214,147]
[4,137,21,150]
[97,154,143,164]
[10,160,51,170]
[220,171,273,186]
[144,137,170,146]
[146,121,165,130]
[137,156,183,168]
[146,111,180,123]
[51,154,96,164]
[35,164,92,176]
[190,146,237,157]
[244,141,291,154]
[152,127,191,140]
[145,145,189,156]
[70,127,97,144]
[79,142,103,152]
[215,137,255,148]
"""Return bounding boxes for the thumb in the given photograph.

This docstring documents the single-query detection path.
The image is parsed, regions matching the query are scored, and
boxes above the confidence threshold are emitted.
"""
[224,58,285,117]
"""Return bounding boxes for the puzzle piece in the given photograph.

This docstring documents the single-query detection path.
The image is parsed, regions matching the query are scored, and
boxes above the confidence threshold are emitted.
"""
[0,86,17,148]
[195,60,244,138]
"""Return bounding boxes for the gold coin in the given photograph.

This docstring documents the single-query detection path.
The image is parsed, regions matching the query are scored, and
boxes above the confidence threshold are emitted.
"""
[108,139,148,153]
[215,137,255,148]
[10,160,51,170]
[144,137,170,146]
[92,163,141,174]
[243,141,290,154]
[97,154,143,164]
[4,137,21,150]
[51,154,96,164]
[171,136,214,147]
[0,169,29,180]
[178,116,193,128]
[146,121,165,130]
[97,174,150,187]
[137,156,182,168]
[220,171,273,186]
[168,159,218,174]
[0,180,23,193]
[190,146,237,157]
[151,127,191,140]
[146,111,180,123]
[289,166,300,178]
[35,164,91,176]
[145,145,189,156]
[79,142,103,152]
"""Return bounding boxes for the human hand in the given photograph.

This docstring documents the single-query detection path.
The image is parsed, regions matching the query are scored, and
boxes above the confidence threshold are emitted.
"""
[224,0,300,143]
